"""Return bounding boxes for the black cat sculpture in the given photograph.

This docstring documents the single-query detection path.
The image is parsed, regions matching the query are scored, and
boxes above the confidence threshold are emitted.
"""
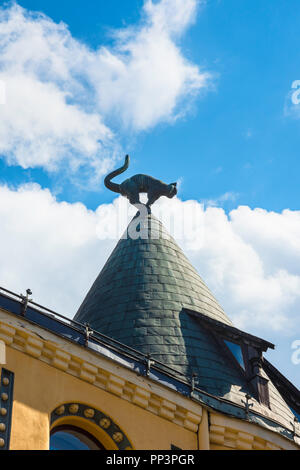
[104,155,177,211]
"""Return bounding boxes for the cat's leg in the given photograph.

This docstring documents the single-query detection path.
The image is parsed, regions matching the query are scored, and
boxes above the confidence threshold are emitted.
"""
[146,193,159,213]
[127,188,145,217]
[128,189,140,206]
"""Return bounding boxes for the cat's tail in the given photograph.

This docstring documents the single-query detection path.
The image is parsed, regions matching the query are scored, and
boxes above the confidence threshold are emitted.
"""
[104,155,130,194]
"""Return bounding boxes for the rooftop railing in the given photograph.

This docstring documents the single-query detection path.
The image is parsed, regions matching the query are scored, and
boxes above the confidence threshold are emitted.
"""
[0,285,190,384]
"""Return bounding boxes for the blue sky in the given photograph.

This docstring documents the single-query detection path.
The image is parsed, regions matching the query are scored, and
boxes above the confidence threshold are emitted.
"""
[0,0,299,388]
[6,0,300,211]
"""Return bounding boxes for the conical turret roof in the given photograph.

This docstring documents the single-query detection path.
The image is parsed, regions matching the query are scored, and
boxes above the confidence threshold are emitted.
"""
[75,214,240,387]
[75,213,232,339]
[74,212,299,435]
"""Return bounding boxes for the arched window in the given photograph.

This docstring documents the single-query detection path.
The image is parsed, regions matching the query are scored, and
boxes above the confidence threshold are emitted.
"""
[50,425,105,450]
[50,403,133,450]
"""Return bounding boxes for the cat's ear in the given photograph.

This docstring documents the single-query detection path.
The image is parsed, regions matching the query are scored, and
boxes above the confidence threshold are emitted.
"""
[171,182,177,186]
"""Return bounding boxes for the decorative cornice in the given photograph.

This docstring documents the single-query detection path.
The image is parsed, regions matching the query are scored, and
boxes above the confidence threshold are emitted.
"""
[1,311,299,449]
[209,414,299,450]
[210,423,283,450]
[0,313,202,433]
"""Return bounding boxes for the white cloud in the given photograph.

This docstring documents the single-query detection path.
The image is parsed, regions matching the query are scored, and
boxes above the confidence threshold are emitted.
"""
[202,191,239,208]
[0,73,112,171]
[178,204,300,334]
[0,1,209,178]
[0,183,117,316]
[0,3,114,178]
[90,0,209,130]
[0,184,299,337]
[144,0,198,36]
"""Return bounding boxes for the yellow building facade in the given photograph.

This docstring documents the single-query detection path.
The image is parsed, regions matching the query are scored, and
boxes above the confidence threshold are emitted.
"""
[0,307,298,451]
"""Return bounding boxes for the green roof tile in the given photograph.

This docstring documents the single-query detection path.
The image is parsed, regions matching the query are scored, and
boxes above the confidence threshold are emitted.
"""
[74,214,232,367]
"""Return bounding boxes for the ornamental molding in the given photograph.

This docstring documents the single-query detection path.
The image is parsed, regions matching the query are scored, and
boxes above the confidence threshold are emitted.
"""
[51,402,133,450]
[0,311,202,432]
[1,310,299,449]
[209,413,299,450]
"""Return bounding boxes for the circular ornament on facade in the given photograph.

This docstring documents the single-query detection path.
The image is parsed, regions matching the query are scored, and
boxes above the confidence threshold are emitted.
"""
[84,408,95,419]
[112,432,123,443]
[0,423,6,432]
[1,393,8,401]
[99,417,111,429]
[0,408,7,416]
[2,378,9,386]
[0,438,4,447]
[55,405,65,416]
[69,404,79,414]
